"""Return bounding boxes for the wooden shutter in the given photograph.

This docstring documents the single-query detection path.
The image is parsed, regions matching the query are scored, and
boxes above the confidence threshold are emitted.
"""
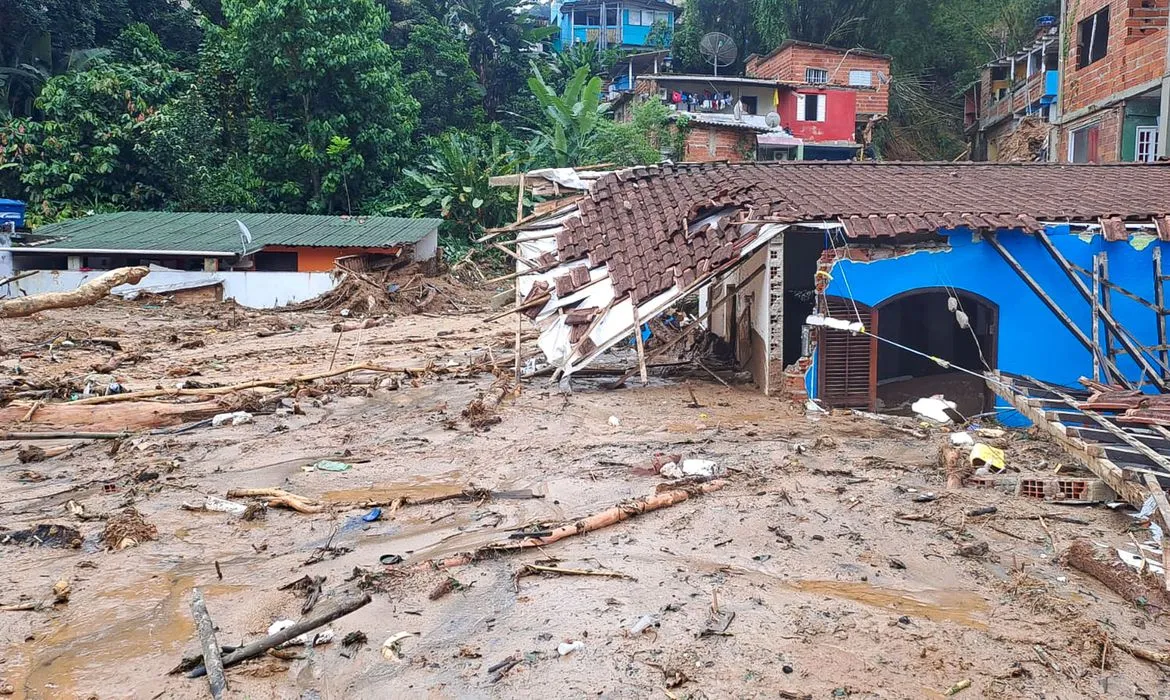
[796,94,806,121]
[818,296,877,410]
[816,94,827,122]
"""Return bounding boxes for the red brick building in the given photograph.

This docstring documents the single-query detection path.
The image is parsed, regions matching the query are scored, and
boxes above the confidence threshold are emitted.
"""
[629,41,891,162]
[1057,0,1169,163]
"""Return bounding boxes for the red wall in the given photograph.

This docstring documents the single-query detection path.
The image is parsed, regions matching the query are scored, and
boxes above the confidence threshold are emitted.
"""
[777,89,858,142]
[747,43,890,116]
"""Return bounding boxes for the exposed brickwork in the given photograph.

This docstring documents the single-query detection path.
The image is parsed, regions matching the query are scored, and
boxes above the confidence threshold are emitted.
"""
[766,242,784,395]
[1059,105,1125,161]
[1062,0,1167,116]
[682,126,756,163]
[746,41,891,116]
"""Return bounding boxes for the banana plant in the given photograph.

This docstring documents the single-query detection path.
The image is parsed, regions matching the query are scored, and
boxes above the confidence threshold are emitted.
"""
[525,64,609,167]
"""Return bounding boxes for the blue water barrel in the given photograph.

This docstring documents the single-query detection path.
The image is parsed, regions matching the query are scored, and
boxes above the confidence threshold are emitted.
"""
[0,199,26,228]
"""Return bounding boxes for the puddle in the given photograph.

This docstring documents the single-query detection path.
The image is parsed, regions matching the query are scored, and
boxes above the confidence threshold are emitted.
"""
[13,571,246,698]
[789,580,989,629]
[321,471,465,504]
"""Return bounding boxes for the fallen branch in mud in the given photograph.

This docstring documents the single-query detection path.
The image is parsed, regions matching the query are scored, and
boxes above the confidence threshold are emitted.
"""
[226,488,323,514]
[1110,636,1170,665]
[186,592,371,679]
[1,431,127,441]
[517,564,635,581]
[0,400,226,432]
[0,266,149,319]
[339,487,542,510]
[1064,539,1170,609]
[419,480,727,570]
[68,363,403,406]
[190,588,228,699]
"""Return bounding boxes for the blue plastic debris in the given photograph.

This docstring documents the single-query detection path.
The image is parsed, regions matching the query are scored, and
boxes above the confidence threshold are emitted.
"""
[363,507,382,522]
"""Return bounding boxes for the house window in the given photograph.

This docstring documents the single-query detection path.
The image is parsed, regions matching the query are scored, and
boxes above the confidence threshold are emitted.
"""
[573,9,600,25]
[797,93,826,122]
[630,10,667,26]
[1068,124,1100,163]
[1077,8,1109,69]
[805,67,829,84]
[740,95,758,114]
[847,70,873,87]
[1136,125,1160,163]
[605,7,618,25]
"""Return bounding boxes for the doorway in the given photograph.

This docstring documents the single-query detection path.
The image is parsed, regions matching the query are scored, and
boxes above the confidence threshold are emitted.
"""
[873,289,998,417]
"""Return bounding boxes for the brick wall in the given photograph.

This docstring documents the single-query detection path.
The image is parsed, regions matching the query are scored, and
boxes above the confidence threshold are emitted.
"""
[1062,0,1167,116]
[1059,105,1125,161]
[747,42,890,116]
[683,126,756,162]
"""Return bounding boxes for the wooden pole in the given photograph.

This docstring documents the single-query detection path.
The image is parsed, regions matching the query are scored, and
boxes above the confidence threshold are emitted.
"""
[1092,253,1102,382]
[1,431,127,441]
[1100,252,1118,373]
[189,589,227,699]
[632,306,649,386]
[985,233,1131,387]
[188,593,371,678]
[1155,247,1168,379]
[514,175,526,381]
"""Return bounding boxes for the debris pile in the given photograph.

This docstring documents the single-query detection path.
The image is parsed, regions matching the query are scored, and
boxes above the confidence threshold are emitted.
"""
[101,508,158,550]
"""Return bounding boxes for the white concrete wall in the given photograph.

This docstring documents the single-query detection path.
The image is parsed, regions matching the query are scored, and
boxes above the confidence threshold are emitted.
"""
[413,229,439,262]
[3,269,338,309]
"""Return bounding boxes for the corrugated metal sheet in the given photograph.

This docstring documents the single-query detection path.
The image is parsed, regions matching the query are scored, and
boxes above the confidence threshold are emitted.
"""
[23,212,442,255]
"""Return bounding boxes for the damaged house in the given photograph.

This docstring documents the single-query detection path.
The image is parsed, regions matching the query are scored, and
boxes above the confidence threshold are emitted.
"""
[501,161,1170,428]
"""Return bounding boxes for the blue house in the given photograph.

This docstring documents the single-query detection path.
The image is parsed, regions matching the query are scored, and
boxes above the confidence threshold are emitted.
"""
[551,0,675,52]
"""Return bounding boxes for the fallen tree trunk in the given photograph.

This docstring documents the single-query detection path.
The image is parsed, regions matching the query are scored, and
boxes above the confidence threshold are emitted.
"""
[189,588,227,699]
[422,480,726,569]
[226,488,323,514]
[1064,539,1170,609]
[69,362,432,406]
[0,400,225,432]
[0,267,149,319]
[187,592,371,678]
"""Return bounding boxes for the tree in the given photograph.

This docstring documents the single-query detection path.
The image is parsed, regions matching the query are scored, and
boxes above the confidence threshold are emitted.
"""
[222,0,419,213]
[525,65,608,167]
[446,0,554,115]
[389,128,519,250]
[394,17,485,137]
[591,100,688,166]
[0,49,186,221]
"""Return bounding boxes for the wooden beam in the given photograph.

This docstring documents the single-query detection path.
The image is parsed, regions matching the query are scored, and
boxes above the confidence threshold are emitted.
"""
[1092,253,1102,382]
[1156,247,1168,379]
[1036,232,1167,390]
[985,233,1130,386]
[1141,472,1170,592]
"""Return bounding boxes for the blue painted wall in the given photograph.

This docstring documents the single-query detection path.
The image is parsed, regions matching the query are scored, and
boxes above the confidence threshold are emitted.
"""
[815,226,1170,425]
[552,6,673,51]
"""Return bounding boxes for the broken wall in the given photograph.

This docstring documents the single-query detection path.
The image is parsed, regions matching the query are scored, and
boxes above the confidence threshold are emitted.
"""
[805,225,1170,424]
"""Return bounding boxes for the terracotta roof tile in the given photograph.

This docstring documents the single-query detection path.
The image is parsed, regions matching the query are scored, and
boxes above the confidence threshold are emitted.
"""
[549,162,1170,304]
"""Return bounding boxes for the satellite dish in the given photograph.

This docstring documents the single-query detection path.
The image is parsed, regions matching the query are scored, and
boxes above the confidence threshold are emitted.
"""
[765,111,781,128]
[236,219,253,254]
[699,32,737,77]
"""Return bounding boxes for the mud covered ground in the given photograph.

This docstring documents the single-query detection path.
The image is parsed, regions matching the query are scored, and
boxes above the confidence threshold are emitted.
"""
[1,297,1168,699]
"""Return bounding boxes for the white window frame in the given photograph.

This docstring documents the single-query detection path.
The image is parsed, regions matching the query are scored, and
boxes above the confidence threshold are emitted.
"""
[805,67,828,84]
[1068,124,1098,163]
[847,70,873,87]
[1136,125,1160,163]
[796,93,827,122]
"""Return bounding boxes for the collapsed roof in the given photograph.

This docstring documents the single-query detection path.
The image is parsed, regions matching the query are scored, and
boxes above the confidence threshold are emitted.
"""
[501,161,1170,378]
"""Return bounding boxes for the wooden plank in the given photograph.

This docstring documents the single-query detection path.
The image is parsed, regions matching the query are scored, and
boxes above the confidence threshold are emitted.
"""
[1092,253,1102,382]
[1141,472,1170,593]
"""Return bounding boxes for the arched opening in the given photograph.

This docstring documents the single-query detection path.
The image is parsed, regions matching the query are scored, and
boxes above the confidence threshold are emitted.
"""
[874,288,998,417]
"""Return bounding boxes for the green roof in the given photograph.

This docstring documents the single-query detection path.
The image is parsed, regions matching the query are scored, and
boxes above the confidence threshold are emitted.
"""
[21,212,442,256]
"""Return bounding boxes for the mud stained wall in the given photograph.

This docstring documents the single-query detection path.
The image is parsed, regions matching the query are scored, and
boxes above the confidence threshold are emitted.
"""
[816,226,1170,425]
[701,246,771,389]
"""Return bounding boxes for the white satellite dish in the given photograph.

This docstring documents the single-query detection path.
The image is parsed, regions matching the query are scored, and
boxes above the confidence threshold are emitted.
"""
[236,219,253,254]
[765,111,781,128]
[699,32,736,77]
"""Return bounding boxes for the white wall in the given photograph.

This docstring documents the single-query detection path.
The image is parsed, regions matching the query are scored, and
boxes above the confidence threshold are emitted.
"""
[3,269,337,309]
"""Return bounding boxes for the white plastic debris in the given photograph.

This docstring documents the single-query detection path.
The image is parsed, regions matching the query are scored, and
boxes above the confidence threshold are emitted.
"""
[805,314,864,333]
[949,432,974,446]
[381,631,419,660]
[660,459,726,479]
[211,411,254,427]
[1117,547,1165,575]
[1135,495,1165,541]
[557,640,586,656]
[265,620,335,648]
[911,396,957,424]
[627,614,660,635]
[201,495,248,515]
[607,415,621,427]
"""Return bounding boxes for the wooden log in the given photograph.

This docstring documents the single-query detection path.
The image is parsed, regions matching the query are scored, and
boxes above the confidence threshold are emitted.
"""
[0,431,127,441]
[423,480,726,569]
[0,400,225,432]
[226,488,323,514]
[1141,473,1170,593]
[189,588,227,699]
[187,593,371,678]
[69,362,405,406]
[1064,539,1170,609]
[0,267,149,319]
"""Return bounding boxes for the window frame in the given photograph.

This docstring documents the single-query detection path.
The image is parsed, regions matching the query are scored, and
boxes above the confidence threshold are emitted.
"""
[1136,125,1160,163]
[1076,7,1110,69]
[847,70,873,87]
[1068,123,1100,163]
[805,67,829,84]
[796,93,827,122]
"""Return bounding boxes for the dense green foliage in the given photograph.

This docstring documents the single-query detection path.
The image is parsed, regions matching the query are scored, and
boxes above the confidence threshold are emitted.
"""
[0,0,1059,242]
